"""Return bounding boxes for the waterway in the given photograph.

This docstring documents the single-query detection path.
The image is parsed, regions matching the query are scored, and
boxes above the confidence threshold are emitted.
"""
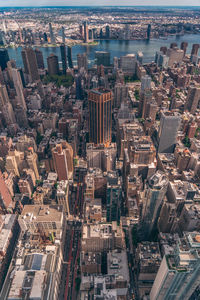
[7,33,200,68]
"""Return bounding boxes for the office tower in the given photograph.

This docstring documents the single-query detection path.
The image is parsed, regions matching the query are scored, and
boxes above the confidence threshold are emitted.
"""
[150,232,200,300]
[180,41,188,56]
[141,171,168,238]
[47,54,59,75]
[10,68,27,111]
[95,51,110,66]
[79,24,83,38]
[158,112,181,153]
[26,148,39,180]
[125,23,131,40]
[75,74,83,100]
[0,48,9,71]
[114,83,128,108]
[0,170,13,210]
[105,25,110,39]
[191,43,199,56]
[49,22,55,43]
[67,46,73,68]
[100,28,104,39]
[61,26,65,43]
[0,84,16,125]
[52,141,73,181]
[83,21,89,43]
[166,48,184,67]
[119,54,136,73]
[137,51,143,64]
[43,32,48,42]
[88,88,112,145]
[106,172,122,222]
[185,86,200,114]
[170,42,178,49]
[60,44,67,75]
[141,75,151,93]
[21,48,40,82]
[88,29,93,40]
[147,24,151,40]
[34,48,44,69]
[77,53,88,71]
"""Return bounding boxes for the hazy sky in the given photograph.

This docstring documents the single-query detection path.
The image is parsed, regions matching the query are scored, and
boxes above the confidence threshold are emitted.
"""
[1,0,200,6]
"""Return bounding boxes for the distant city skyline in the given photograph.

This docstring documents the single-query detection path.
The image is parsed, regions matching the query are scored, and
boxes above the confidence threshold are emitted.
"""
[1,0,200,7]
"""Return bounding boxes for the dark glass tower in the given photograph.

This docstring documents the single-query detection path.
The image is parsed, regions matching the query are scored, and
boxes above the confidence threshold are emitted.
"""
[0,48,9,71]
[21,48,39,82]
[60,44,67,75]
[88,88,112,146]
[147,24,151,40]
[67,46,73,69]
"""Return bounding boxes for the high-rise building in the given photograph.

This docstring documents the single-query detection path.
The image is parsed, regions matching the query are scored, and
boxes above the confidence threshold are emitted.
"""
[61,26,65,43]
[185,86,200,114]
[21,48,40,82]
[191,43,199,56]
[67,46,73,68]
[83,21,89,43]
[141,171,168,238]
[137,51,144,64]
[141,75,151,93]
[95,51,110,66]
[105,25,110,39]
[158,112,181,153]
[0,170,13,210]
[47,54,59,75]
[75,74,84,100]
[60,44,67,75]
[0,48,9,71]
[34,48,44,69]
[10,68,27,111]
[0,84,16,126]
[147,24,151,40]
[52,141,73,181]
[106,172,122,222]
[114,83,128,108]
[150,232,200,300]
[119,54,136,73]
[49,22,55,44]
[26,147,39,180]
[180,41,188,56]
[77,53,88,71]
[88,88,112,145]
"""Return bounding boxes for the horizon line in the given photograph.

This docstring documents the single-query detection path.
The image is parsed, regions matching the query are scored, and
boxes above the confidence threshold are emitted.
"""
[0,5,200,7]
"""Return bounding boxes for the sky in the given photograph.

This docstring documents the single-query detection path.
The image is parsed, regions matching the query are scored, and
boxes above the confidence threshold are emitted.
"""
[0,0,200,7]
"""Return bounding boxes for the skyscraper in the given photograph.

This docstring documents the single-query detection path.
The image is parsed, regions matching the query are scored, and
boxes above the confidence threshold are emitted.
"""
[52,141,73,181]
[83,21,89,43]
[35,48,44,69]
[185,86,200,114]
[191,43,199,56]
[150,232,200,300]
[49,22,55,44]
[77,53,88,71]
[0,170,13,210]
[67,46,73,69]
[180,41,188,56]
[147,24,151,40]
[95,51,110,67]
[88,88,113,145]
[10,68,27,111]
[158,112,181,153]
[141,75,151,93]
[60,44,67,75]
[105,25,110,39]
[61,26,65,43]
[141,171,168,238]
[47,54,59,76]
[0,48,9,71]
[21,48,40,82]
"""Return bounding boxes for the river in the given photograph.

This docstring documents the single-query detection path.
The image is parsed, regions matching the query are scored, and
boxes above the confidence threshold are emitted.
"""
[7,33,200,68]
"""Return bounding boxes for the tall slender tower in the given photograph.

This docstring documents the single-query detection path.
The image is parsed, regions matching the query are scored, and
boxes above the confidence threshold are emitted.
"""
[60,44,67,75]
[0,48,9,71]
[83,21,89,43]
[88,88,113,146]
[67,46,73,69]
[49,22,55,44]
[185,86,200,114]
[47,54,59,75]
[21,48,40,82]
